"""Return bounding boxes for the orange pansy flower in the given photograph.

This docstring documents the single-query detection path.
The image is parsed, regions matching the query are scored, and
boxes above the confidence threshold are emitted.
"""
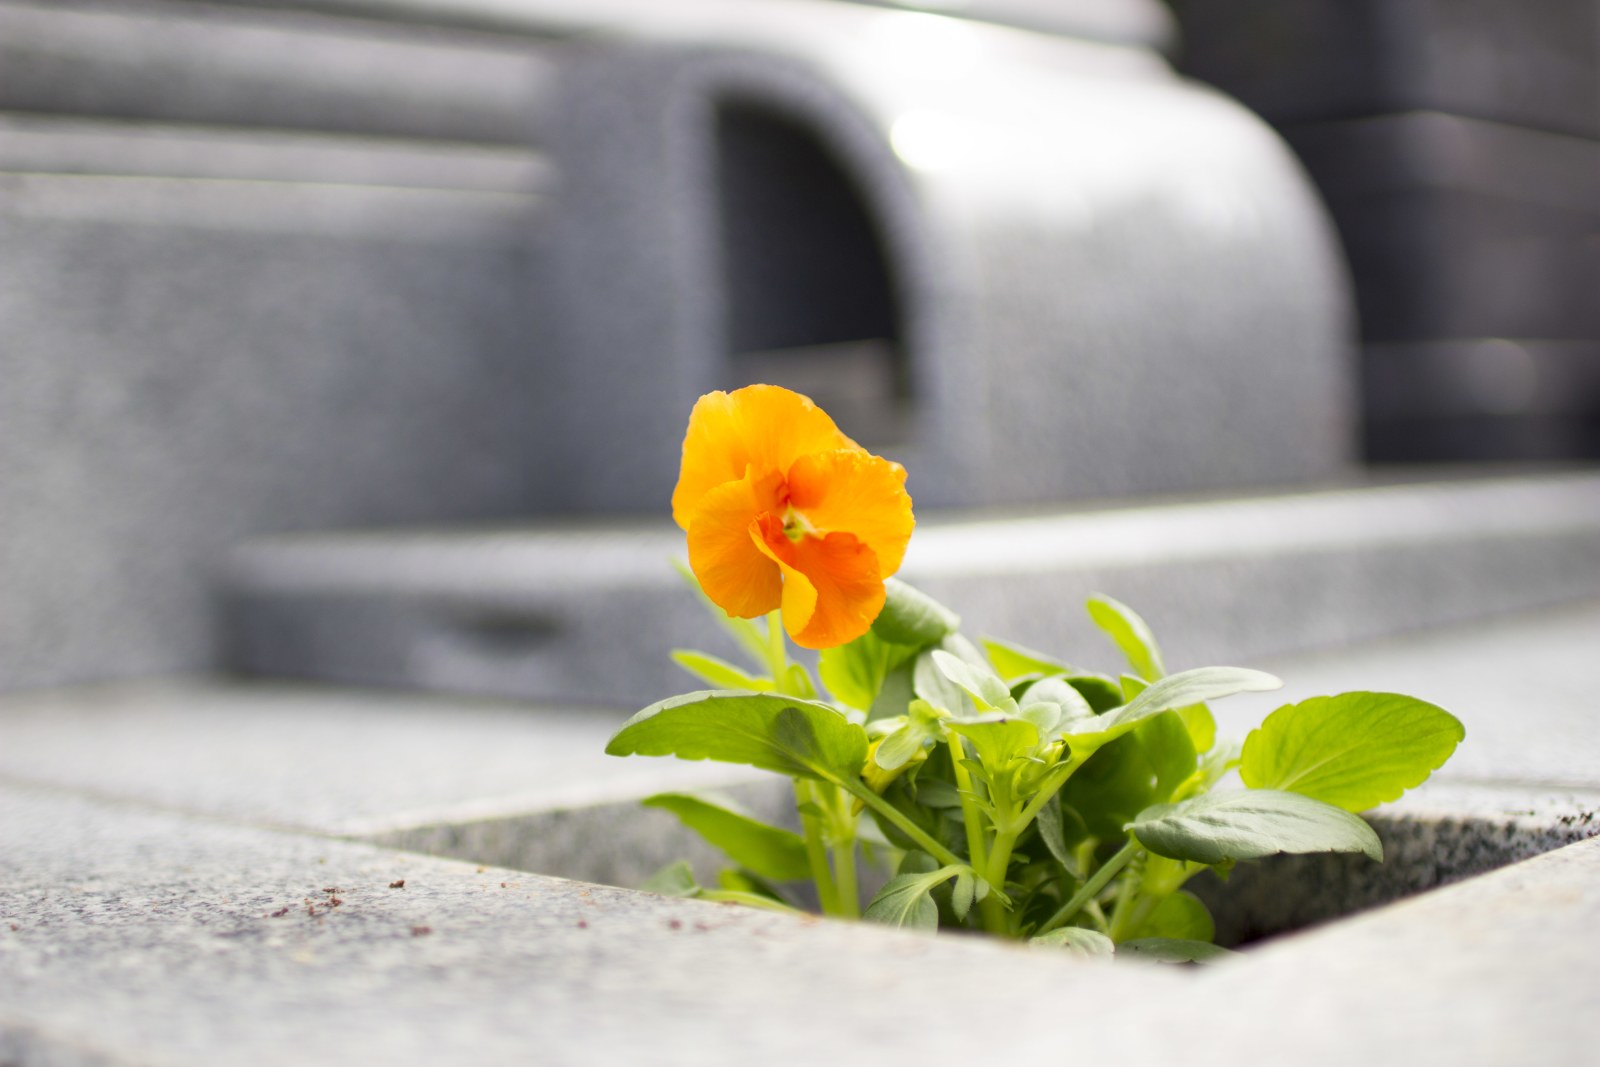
[672,385,914,649]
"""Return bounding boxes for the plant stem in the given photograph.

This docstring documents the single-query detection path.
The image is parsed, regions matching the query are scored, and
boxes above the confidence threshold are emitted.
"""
[795,778,839,915]
[839,778,967,871]
[765,611,789,688]
[944,734,990,877]
[1035,837,1139,937]
[831,813,860,919]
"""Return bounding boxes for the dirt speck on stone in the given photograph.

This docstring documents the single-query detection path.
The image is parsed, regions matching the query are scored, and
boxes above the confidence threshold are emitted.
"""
[411,925,432,937]
[389,880,406,889]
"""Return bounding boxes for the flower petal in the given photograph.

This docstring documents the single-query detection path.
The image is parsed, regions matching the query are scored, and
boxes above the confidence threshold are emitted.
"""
[672,385,856,530]
[752,522,886,650]
[785,449,914,578]
[686,476,783,619]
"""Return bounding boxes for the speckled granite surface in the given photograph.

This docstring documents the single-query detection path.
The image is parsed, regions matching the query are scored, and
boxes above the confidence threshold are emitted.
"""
[3,601,1600,1064]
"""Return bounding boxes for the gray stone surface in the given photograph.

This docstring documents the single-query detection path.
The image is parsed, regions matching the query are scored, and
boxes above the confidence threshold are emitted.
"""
[0,0,559,144]
[538,27,1353,509]
[1169,0,1600,138]
[1364,340,1600,461]
[0,160,547,692]
[223,471,1600,707]
[5,622,1600,1064]
[1286,112,1600,344]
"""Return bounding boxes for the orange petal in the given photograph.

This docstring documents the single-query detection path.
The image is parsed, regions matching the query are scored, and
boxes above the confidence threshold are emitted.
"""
[785,449,914,578]
[686,476,783,619]
[672,385,856,530]
[753,524,886,650]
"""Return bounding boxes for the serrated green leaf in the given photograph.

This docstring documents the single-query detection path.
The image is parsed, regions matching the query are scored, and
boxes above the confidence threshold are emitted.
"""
[607,691,868,784]
[1118,938,1236,964]
[641,792,811,882]
[670,650,771,691]
[1087,595,1166,681]
[1239,692,1465,812]
[1130,789,1384,864]
[1030,927,1115,958]
[872,579,960,646]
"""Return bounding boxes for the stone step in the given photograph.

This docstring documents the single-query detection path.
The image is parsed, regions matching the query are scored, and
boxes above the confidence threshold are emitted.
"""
[0,0,561,145]
[222,469,1600,708]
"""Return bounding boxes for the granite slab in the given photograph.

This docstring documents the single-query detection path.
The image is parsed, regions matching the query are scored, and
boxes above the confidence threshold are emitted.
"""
[223,472,1600,706]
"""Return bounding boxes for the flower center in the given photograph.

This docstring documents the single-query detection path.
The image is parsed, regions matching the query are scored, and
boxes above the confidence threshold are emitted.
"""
[781,507,818,544]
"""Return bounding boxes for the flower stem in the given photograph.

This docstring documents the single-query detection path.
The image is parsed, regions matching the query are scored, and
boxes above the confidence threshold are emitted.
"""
[795,778,839,915]
[764,611,789,689]
[1035,837,1139,938]
[838,778,967,872]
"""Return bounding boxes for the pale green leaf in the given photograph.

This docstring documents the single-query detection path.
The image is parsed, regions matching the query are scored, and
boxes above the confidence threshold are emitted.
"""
[641,792,811,882]
[1130,789,1383,864]
[641,859,698,897]
[1065,667,1281,750]
[1030,927,1115,958]
[672,559,770,669]
[872,579,960,646]
[607,691,868,785]
[670,650,770,691]
[1086,594,1166,681]
[1239,692,1465,813]
[864,872,944,931]
[932,650,1016,711]
[1127,890,1214,943]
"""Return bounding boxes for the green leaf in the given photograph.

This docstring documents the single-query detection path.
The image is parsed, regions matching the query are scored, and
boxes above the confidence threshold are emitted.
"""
[864,870,955,931]
[670,650,770,691]
[950,870,977,921]
[931,650,1016,712]
[1058,712,1195,843]
[1060,673,1125,713]
[607,691,868,785]
[948,717,1040,769]
[1030,927,1115,958]
[641,859,699,897]
[872,579,960,646]
[912,651,976,717]
[819,630,915,712]
[1130,789,1384,864]
[672,559,770,669]
[983,638,1072,681]
[1033,795,1076,873]
[1086,595,1166,681]
[868,659,917,723]
[1239,692,1465,813]
[641,792,812,882]
[1065,667,1282,750]
[1128,890,1214,943]
[1176,704,1217,754]
[1140,711,1199,803]
[1118,938,1236,964]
